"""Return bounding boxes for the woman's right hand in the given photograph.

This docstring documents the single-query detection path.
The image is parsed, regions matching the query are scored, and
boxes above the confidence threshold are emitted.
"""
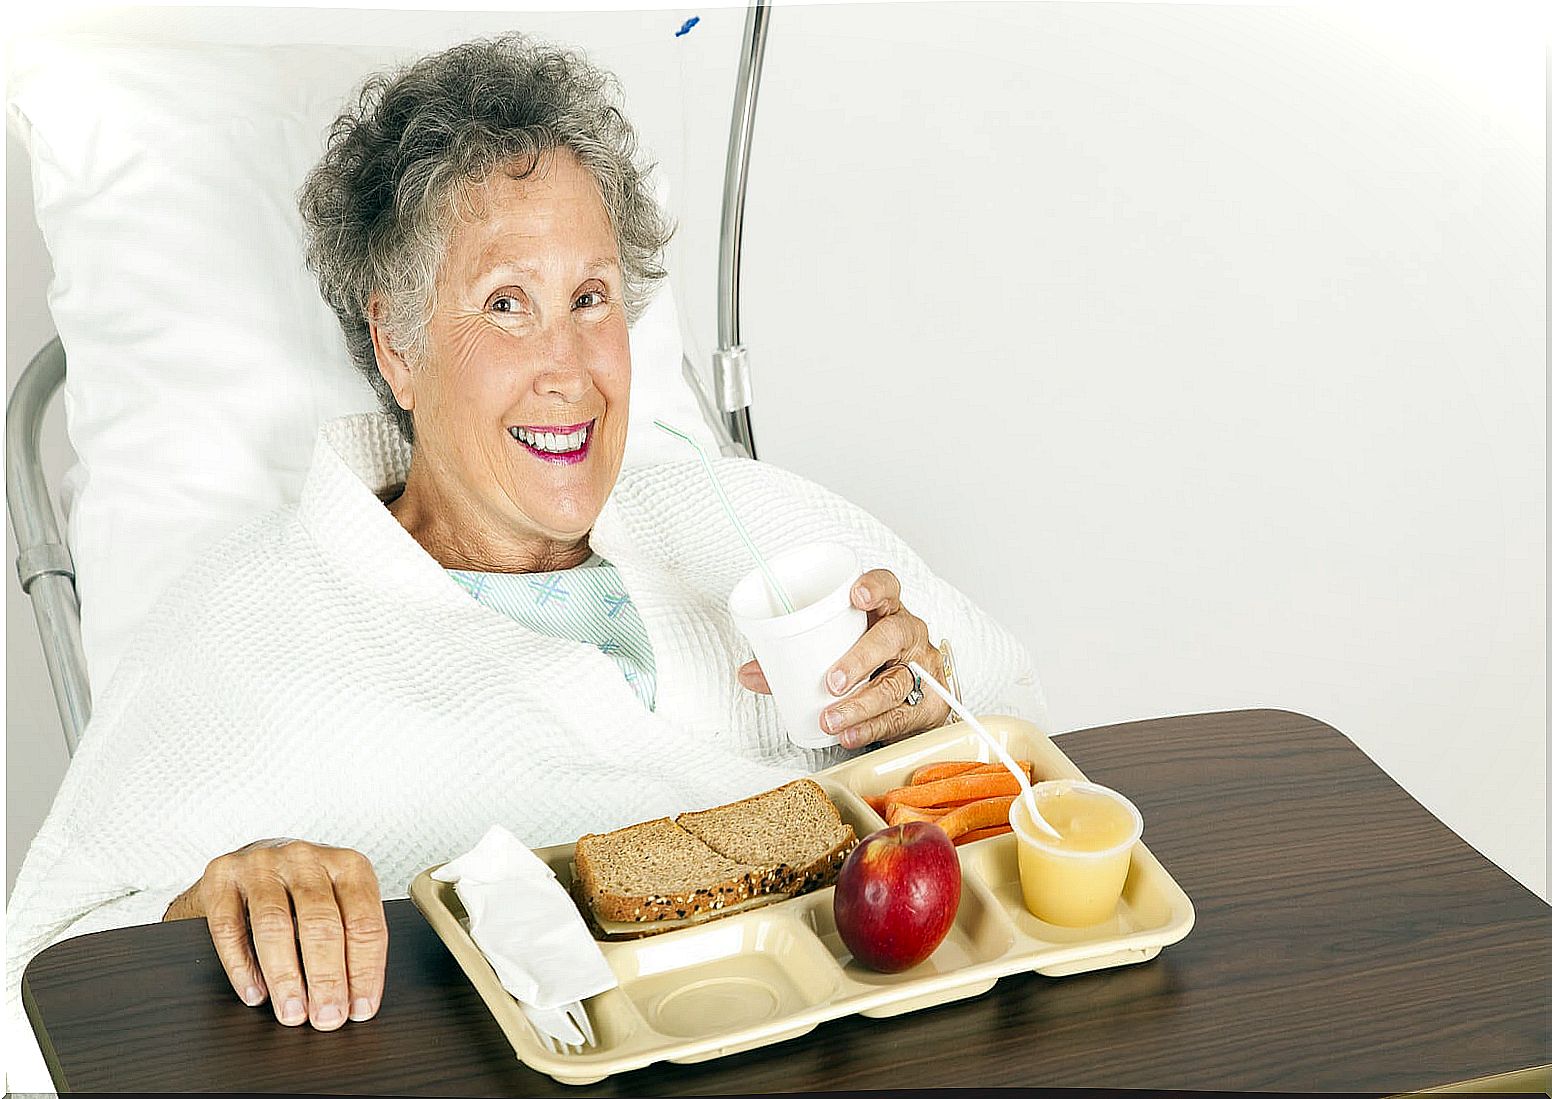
[163,838,388,1030]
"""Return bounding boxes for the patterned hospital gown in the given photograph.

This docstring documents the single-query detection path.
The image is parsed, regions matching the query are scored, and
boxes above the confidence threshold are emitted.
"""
[447,551,658,711]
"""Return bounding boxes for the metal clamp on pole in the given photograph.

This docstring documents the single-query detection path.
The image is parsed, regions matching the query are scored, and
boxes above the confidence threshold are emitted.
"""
[714,345,752,414]
[17,541,76,591]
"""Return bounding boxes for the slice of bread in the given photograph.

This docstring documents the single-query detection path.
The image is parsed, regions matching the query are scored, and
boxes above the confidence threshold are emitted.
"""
[572,817,773,923]
[568,865,794,941]
[678,778,857,895]
[572,780,859,927]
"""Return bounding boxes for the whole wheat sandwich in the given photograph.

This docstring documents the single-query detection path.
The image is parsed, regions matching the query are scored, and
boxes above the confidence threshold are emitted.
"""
[574,778,858,927]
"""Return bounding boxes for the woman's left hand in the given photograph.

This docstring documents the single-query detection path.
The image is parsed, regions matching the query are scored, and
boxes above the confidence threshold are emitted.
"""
[737,568,948,749]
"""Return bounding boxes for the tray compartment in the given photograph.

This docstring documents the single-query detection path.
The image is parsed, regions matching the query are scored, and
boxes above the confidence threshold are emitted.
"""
[831,715,1084,806]
[959,831,1173,937]
[605,911,843,1042]
[955,821,1191,976]
[790,856,1016,1003]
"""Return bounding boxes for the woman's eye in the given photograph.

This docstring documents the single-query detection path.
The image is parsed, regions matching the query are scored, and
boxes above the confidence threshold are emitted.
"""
[487,287,531,316]
[574,290,607,310]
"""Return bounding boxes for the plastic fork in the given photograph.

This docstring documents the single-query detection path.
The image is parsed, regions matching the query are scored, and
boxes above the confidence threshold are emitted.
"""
[521,999,596,1055]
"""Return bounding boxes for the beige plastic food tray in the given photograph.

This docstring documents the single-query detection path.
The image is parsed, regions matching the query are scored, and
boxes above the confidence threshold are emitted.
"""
[410,715,1195,1086]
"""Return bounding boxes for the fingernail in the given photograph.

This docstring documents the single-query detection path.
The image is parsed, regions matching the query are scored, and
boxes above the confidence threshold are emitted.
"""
[280,997,306,1025]
[827,669,846,693]
[242,985,264,1007]
[316,1003,344,1028]
[856,585,871,603]
[350,997,375,1022]
[823,710,843,733]
[841,731,861,749]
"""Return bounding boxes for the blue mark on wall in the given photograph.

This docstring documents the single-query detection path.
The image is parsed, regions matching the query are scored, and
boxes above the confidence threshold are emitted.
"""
[675,16,700,38]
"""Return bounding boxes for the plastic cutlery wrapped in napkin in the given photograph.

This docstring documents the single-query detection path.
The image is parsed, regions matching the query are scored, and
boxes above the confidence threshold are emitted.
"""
[432,825,617,1046]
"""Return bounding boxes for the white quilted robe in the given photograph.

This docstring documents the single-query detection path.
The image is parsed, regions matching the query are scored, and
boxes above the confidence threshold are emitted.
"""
[5,413,1046,1090]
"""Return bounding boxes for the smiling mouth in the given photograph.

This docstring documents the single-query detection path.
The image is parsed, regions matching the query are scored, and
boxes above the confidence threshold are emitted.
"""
[508,420,594,465]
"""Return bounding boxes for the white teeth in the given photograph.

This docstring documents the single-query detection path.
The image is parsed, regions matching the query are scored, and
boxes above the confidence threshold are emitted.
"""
[512,424,589,453]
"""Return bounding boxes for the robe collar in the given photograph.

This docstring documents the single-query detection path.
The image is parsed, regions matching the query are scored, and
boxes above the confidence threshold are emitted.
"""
[294,412,729,733]
[297,413,642,603]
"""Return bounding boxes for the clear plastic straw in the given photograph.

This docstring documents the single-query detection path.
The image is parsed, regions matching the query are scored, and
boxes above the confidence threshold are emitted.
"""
[653,419,794,614]
[906,660,1063,840]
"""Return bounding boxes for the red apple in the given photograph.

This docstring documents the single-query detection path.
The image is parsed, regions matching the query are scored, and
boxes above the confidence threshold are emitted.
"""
[832,821,961,973]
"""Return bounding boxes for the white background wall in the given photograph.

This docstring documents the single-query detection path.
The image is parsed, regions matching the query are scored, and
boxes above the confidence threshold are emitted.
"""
[5,0,1545,905]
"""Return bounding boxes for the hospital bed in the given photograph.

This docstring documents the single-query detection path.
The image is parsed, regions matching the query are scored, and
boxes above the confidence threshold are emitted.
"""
[7,4,772,756]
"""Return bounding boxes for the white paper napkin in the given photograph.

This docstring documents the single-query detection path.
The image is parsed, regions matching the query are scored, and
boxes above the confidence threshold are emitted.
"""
[432,825,617,1045]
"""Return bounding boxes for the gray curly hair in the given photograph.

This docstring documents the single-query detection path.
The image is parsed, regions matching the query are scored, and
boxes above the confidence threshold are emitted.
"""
[298,33,674,443]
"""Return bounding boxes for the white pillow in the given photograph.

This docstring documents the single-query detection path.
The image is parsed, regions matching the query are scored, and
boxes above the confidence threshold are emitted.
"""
[6,34,722,704]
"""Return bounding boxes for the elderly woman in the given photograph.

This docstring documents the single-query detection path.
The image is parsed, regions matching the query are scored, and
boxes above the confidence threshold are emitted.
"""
[5,33,1043,1066]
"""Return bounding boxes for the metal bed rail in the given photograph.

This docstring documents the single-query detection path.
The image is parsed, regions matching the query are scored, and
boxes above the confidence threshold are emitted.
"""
[6,336,91,754]
[713,0,771,461]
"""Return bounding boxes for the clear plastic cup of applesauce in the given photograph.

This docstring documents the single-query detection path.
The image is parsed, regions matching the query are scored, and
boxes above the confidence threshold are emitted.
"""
[1008,779,1144,927]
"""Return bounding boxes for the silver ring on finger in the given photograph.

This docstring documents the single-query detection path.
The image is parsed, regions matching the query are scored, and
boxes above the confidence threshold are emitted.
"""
[899,663,924,707]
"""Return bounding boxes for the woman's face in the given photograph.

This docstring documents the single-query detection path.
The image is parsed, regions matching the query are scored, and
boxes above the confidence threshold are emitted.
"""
[381,148,631,553]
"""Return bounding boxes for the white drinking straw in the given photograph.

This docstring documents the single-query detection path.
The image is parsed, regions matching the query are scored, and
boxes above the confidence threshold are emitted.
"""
[906,660,1063,841]
[653,419,794,615]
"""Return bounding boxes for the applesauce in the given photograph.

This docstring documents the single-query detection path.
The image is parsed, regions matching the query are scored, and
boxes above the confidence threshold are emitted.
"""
[1009,780,1143,927]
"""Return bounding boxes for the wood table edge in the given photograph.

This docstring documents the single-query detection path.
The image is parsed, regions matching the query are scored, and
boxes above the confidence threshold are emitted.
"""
[20,972,69,1094]
[1390,1063,1552,1095]
[1065,705,1360,750]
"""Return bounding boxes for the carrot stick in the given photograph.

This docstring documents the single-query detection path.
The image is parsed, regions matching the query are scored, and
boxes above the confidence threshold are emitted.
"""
[936,796,997,809]
[885,772,1022,810]
[909,761,982,786]
[910,760,1034,786]
[991,760,1034,779]
[966,760,1034,782]
[864,794,888,816]
[935,795,1016,841]
[886,802,951,827]
[952,824,1013,846]
[880,792,979,817]
[903,787,1031,812]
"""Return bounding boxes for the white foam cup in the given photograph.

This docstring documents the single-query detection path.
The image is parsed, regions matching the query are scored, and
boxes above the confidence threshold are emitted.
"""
[728,543,867,750]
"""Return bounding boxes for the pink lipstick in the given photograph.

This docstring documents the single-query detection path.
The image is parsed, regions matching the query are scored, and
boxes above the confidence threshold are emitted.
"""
[507,420,594,465]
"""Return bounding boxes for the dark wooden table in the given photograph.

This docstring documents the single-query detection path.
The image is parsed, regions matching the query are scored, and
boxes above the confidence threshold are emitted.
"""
[24,710,1551,1094]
